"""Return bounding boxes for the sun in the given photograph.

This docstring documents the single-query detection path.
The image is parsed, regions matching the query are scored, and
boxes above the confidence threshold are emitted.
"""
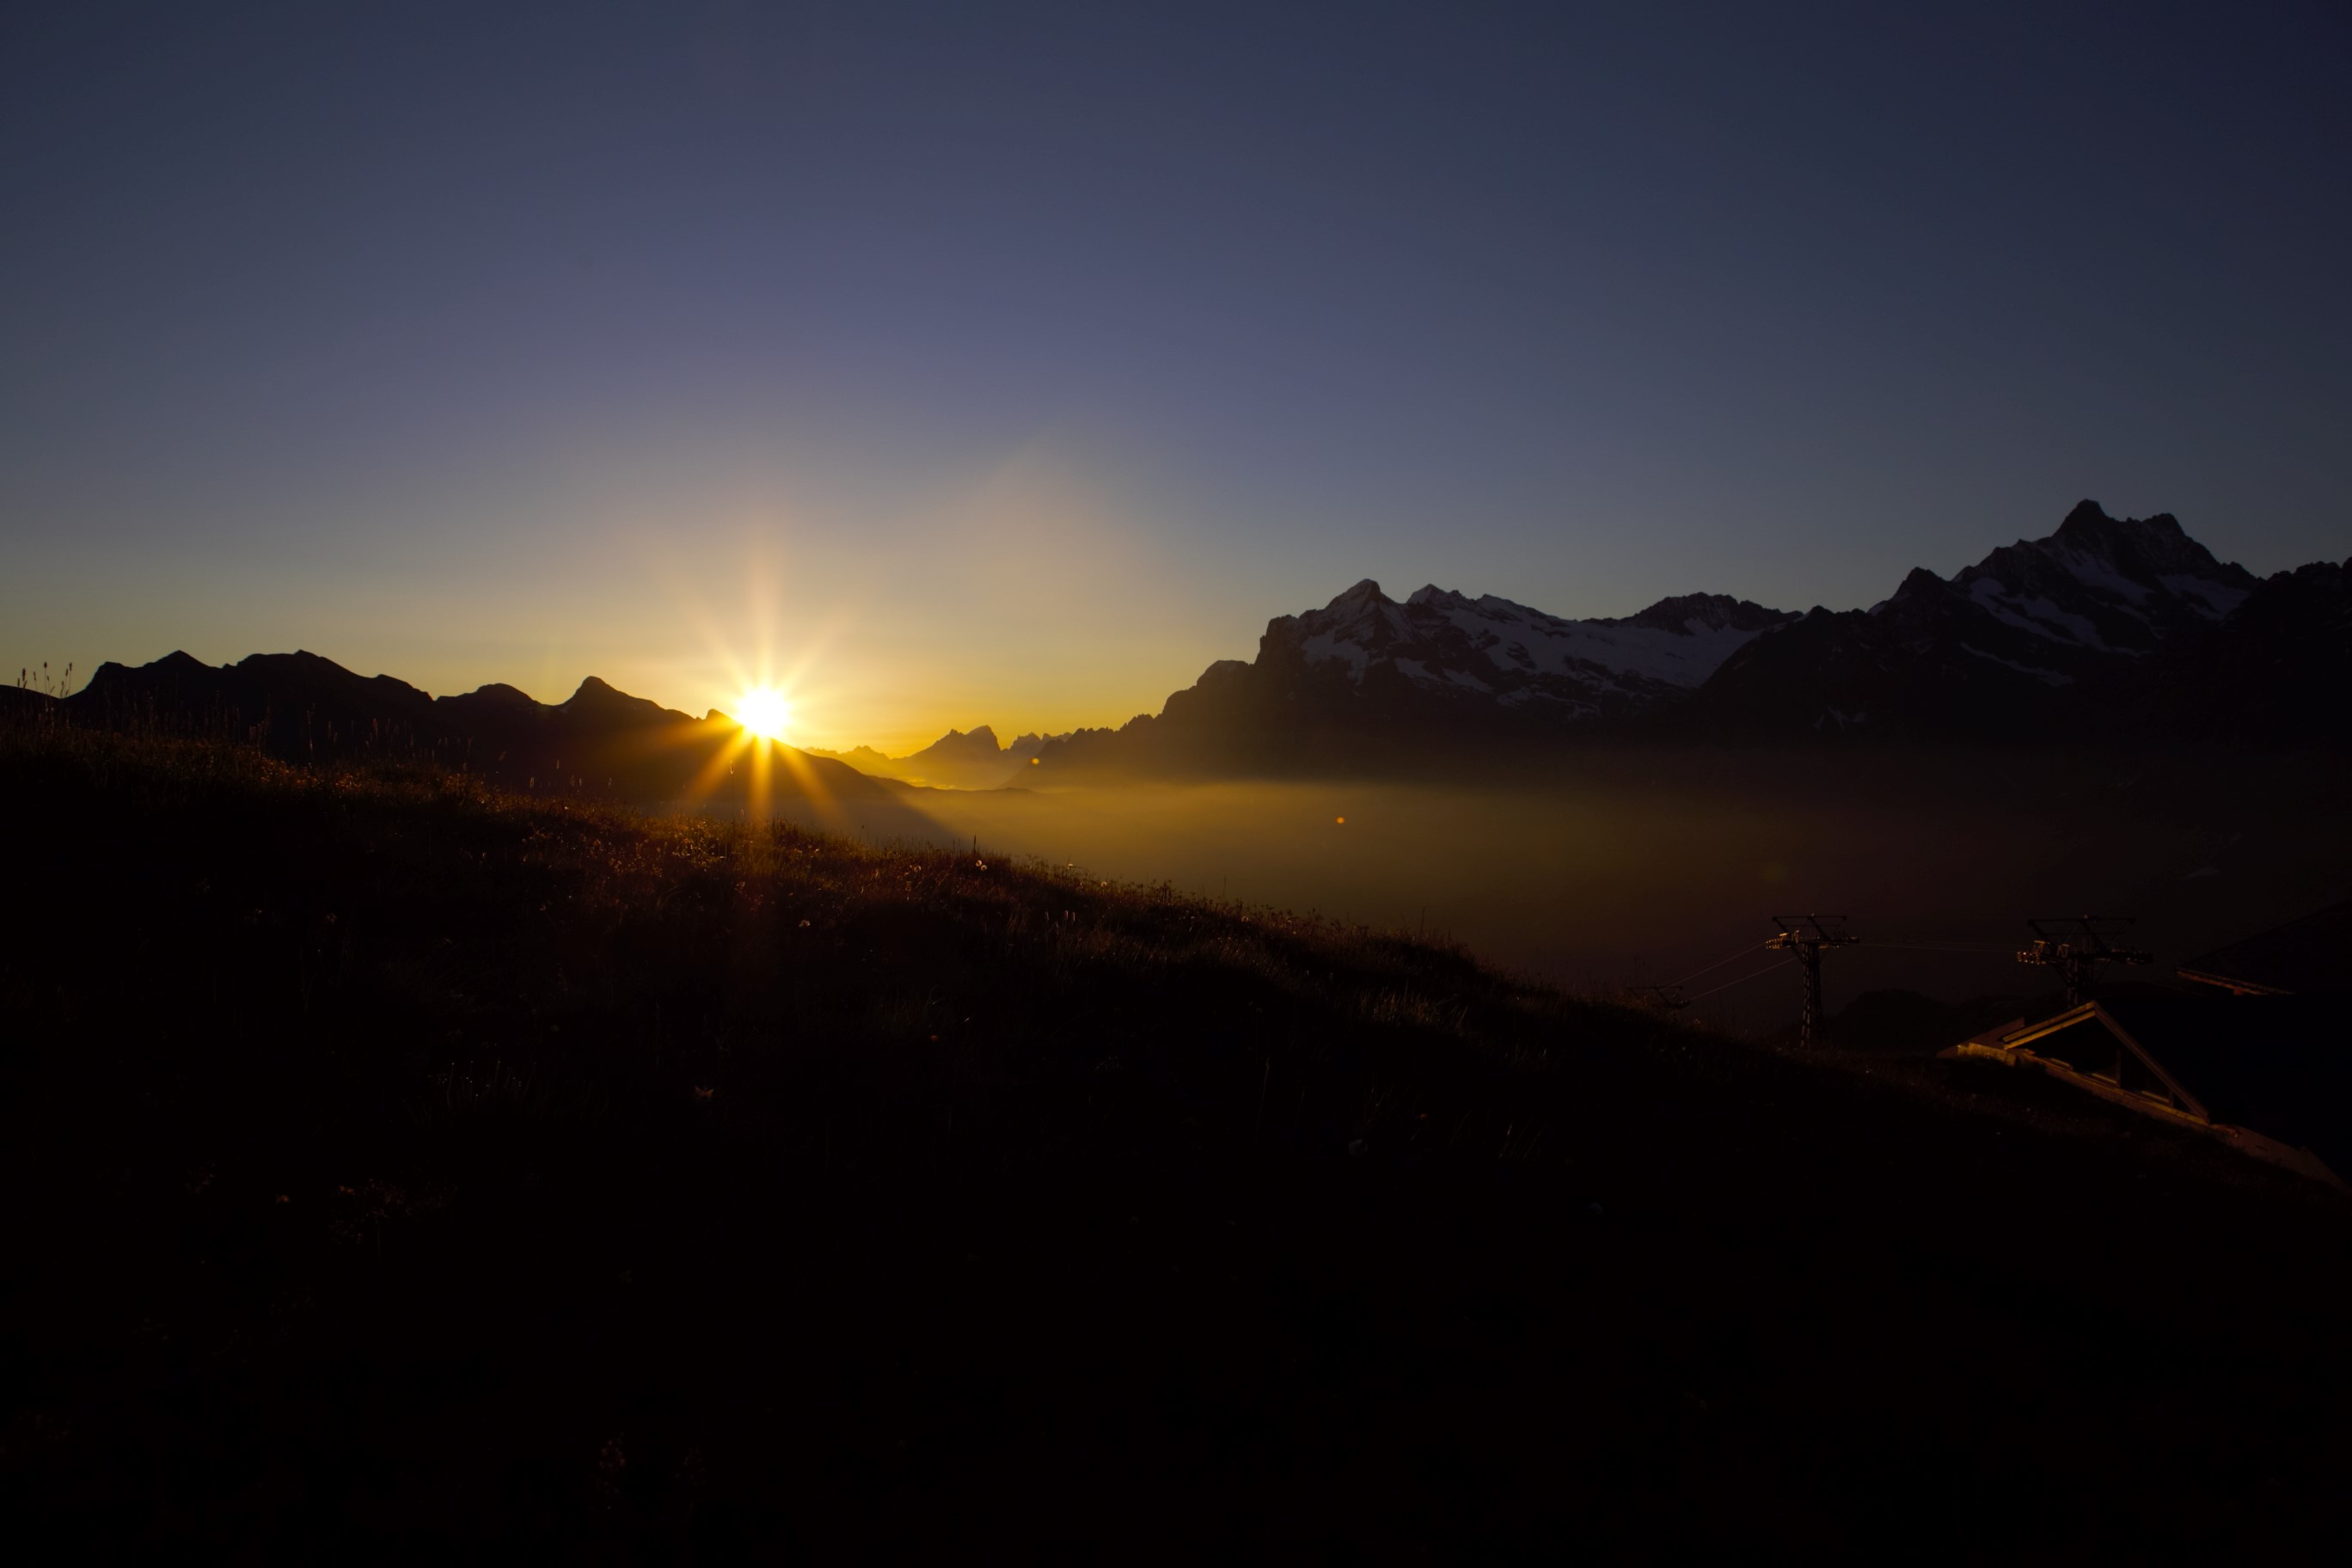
[735,686,792,741]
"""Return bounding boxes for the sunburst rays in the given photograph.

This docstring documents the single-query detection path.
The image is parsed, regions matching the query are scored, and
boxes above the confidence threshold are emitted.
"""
[736,687,791,740]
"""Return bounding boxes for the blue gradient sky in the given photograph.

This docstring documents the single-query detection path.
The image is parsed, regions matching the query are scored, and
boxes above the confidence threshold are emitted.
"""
[5,1,2347,750]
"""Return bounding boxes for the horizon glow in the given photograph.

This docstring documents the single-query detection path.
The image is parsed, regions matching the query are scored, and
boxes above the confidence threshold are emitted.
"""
[4,5,2347,756]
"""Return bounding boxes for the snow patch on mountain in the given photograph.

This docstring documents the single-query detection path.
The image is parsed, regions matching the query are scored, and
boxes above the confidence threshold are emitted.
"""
[1959,644,2075,686]
[1939,500,2260,660]
[1964,578,2116,652]
[1300,634,1375,674]
[1273,580,1798,714]
[2160,574,2251,619]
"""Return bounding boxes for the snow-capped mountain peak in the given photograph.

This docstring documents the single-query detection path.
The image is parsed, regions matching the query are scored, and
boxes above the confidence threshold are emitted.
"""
[1026,499,2347,775]
[1878,499,2260,658]
[1261,579,1796,720]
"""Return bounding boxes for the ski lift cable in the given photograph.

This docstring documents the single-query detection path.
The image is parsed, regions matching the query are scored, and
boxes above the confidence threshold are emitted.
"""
[1670,941,1774,989]
[1686,960,1792,1004]
[1866,940,2018,955]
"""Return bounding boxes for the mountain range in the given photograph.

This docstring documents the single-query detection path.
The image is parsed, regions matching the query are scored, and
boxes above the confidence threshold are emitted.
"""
[3,649,945,836]
[803,726,1062,791]
[9,501,2344,793]
[1029,501,2349,776]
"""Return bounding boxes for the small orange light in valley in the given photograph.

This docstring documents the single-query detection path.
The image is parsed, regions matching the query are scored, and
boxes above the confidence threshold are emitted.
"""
[1336,816,1346,824]
[736,687,791,741]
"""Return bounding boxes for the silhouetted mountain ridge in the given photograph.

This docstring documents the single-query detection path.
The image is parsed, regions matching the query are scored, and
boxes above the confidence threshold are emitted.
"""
[46,649,946,834]
[1029,501,2343,775]
[804,723,1063,790]
[1682,501,2290,741]
[20,502,2343,788]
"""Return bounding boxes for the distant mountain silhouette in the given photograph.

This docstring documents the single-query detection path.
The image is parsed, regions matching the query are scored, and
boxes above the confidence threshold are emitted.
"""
[18,503,2343,793]
[1030,501,2344,776]
[1032,577,1799,775]
[41,650,947,837]
[1677,501,2271,740]
[805,724,1061,790]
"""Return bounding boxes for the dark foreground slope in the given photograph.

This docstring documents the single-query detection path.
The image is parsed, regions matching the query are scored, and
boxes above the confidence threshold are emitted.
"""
[3,731,2349,1558]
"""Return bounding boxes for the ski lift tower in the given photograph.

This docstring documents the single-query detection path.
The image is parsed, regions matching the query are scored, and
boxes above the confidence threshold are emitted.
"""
[1767,914,1860,1050]
[2018,916,2154,1008]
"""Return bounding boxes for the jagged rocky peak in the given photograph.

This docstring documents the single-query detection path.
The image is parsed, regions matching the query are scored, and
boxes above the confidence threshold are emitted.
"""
[917,726,1010,762]
[1241,574,1804,717]
[1877,567,1957,610]
[1939,500,2261,653]
[2033,499,2250,587]
[1969,500,2251,594]
[1606,592,1797,636]
[560,677,681,726]
[2052,498,2184,552]
[75,649,216,705]
[1866,502,2261,647]
[1289,579,1409,637]
[1051,500,2351,763]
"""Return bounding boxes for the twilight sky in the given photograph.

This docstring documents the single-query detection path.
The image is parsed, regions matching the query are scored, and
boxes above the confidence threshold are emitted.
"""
[5,0,2348,751]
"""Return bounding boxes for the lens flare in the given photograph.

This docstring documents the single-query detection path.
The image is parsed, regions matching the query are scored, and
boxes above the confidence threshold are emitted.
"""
[736,687,792,741]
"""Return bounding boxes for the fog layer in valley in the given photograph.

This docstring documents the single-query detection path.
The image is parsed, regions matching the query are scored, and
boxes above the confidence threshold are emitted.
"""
[777,749,2352,1032]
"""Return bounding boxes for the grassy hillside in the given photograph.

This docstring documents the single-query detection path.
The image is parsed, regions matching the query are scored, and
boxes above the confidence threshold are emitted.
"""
[3,726,2348,1557]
